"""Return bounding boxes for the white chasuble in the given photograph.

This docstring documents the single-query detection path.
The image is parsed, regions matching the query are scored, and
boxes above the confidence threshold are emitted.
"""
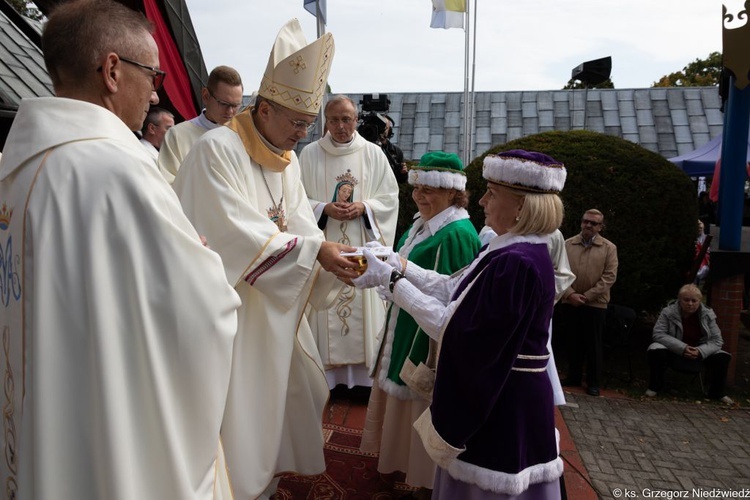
[174,110,330,499]
[299,132,399,383]
[158,112,221,184]
[0,97,240,499]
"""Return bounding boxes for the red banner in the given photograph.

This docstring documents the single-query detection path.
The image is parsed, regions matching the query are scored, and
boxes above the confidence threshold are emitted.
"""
[143,0,197,120]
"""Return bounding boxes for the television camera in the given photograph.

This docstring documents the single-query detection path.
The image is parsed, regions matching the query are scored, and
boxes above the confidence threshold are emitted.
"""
[358,94,390,143]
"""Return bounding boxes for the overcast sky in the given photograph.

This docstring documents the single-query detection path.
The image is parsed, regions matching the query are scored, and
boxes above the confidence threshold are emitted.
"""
[183,0,730,94]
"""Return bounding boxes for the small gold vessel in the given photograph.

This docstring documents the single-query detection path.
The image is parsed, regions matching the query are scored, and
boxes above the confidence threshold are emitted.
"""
[344,255,365,275]
[343,252,389,275]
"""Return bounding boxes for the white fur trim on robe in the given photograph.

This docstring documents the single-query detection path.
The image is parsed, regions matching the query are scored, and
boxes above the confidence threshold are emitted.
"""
[414,410,563,496]
[446,452,564,496]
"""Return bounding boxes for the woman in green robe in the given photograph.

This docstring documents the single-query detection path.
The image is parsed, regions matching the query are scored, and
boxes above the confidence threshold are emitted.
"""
[360,152,481,496]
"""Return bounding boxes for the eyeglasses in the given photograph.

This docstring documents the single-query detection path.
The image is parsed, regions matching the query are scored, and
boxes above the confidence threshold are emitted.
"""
[208,89,243,110]
[96,56,166,91]
[118,56,166,91]
[326,117,356,125]
[269,102,316,133]
[581,219,602,226]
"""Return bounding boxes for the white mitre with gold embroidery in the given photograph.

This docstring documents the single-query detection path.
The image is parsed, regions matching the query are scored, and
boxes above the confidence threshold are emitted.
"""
[258,18,335,116]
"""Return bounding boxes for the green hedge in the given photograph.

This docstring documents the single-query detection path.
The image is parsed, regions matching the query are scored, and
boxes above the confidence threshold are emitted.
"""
[395,130,697,314]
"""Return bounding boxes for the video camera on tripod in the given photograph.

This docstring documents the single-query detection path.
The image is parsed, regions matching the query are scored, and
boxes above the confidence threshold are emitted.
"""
[357,94,390,143]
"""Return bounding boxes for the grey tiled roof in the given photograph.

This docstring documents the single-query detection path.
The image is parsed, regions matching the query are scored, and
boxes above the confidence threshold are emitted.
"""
[0,7,53,109]
[297,87,724,163]
[0,3,724,164]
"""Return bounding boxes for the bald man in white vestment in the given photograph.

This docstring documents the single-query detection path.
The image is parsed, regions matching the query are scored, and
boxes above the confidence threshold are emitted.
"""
[0,1,240,498]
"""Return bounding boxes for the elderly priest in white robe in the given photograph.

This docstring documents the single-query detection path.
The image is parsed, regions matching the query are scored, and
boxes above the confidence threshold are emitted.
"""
[174,19,357,499]
[0,1,241,498]
[300,95,399,388]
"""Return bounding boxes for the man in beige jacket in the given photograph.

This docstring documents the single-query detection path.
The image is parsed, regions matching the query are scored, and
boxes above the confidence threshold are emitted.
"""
[559,208,618,396]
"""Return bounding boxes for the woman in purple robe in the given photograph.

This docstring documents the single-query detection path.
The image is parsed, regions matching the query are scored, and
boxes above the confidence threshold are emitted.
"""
[353,149,567,499]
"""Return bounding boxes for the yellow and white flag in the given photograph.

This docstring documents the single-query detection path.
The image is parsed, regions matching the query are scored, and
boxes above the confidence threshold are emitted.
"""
[430,0,466,29]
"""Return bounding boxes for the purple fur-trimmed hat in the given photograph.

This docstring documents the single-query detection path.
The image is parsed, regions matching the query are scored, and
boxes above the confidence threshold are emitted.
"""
[483,149,566,194]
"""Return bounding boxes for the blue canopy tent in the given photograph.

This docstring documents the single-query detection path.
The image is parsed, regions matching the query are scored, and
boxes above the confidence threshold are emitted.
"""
[669,133,750,177]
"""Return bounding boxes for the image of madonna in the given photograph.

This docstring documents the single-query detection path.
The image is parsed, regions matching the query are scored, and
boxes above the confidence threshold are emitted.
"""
[333,180,354,203]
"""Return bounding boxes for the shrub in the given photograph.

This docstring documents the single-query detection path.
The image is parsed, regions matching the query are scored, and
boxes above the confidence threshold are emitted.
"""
[396,130,697,314]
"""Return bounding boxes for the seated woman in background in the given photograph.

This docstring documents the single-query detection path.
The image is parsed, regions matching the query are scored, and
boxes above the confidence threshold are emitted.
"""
[354,149,567,499]
[359,151,481,498]
[646,283,732,404]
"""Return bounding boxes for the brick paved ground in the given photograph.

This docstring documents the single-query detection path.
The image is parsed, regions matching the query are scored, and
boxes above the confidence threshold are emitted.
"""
[559,392,750,499]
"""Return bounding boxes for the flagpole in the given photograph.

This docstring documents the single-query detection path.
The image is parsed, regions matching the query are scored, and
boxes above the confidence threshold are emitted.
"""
[315,0,324,37]
[316,0,326,138]
[469,0,477,165]
[462,1,470,166]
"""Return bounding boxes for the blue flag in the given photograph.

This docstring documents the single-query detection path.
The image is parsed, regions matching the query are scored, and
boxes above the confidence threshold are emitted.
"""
[304,0,327,25]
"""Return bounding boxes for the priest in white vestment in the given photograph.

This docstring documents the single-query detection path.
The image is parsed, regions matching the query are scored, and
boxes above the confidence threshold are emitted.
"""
[0,2,241,498]
[139,106,174,164]
[139,133,159,160]
[158,65,243,183]
[174,19,358,499]
[300,95,399,388]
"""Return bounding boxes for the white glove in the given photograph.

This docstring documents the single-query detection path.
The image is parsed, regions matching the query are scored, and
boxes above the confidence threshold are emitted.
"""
[352,248,393,289]
[376,285,393,302]
[388,252,404,273]
[365,241,403,272]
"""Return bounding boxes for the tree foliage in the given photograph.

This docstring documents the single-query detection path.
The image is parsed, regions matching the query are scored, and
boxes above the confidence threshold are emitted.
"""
[6,0,43,21]
[652,52,722,87]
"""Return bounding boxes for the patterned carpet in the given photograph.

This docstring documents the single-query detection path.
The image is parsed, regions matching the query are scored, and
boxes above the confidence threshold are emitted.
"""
[273,385,595,499]
[275,423,416,499]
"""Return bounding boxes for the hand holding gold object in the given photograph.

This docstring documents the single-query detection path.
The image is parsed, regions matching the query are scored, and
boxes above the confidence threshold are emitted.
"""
[340,247,391,275]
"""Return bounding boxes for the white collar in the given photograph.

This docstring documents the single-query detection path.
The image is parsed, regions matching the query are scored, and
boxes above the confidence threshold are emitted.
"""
[487,232,547,252]
[319,131,367,156]
[330,136,355,147]
[190,110,222,131]
[423,206,468,237]
[399,207,469,258]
